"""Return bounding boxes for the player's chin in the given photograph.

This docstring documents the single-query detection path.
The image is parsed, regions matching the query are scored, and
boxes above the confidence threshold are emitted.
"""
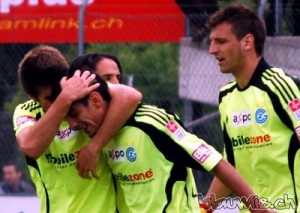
[220,67,231,74]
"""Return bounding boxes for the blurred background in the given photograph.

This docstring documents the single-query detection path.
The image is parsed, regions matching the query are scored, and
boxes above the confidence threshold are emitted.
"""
[0,0,300,200]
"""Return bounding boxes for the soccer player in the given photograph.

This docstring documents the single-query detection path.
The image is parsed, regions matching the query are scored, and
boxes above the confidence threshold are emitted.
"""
[68,53,124,178]
[64,61,272,212]
[203,4,300,212]
[12,45,142,212]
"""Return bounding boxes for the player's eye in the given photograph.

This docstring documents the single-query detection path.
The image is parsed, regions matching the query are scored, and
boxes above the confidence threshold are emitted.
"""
[68,108,77,118]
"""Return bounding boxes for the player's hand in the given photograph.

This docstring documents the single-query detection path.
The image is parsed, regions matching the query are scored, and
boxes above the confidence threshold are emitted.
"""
[76,144,100,179]
[60,70,100,102]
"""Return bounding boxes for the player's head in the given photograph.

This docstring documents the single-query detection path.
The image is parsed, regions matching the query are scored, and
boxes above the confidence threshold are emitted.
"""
[69,53,122,84]
[66,71,111,138]
[18,45,68,111]
[207,4,266,56]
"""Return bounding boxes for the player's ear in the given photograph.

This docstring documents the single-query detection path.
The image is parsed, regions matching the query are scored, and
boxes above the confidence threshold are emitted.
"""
[89,92,103,108]
[29,95,37,101]
[243,33,254,51]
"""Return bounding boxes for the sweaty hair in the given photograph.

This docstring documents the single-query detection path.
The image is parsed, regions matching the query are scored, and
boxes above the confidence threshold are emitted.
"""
[18,45,69,99]
[68,53,122,82]
[67,57,111,104]
[207,4,266,56]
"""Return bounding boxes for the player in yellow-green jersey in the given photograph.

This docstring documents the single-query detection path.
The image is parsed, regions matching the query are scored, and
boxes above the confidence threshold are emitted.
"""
[205,4,300,212]
[13,101,115,213]
[64,57,272,212]
[13,45,142,213]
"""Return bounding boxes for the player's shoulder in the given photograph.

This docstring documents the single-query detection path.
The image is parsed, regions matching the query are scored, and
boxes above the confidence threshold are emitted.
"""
[220,79,237,93]
[262,67,300,90]
[135,104,168,119]
[15,100,42,112]
[136,104,175,118]
[262,67,292,82]
[133,104,179,126]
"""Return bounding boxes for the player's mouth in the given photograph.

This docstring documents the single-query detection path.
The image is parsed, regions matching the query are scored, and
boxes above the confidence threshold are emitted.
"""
[216,57,225,66]
[83,125,94,137]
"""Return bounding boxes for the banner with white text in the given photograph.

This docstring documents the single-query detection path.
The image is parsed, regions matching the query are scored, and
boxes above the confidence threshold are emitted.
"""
[0,0,184,43]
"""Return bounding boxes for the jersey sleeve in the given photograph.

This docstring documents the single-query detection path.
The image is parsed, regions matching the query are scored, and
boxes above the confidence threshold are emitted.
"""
[13,101,42,135]
[164,119,222,171]
[263,68,300,139]
[131,105,222,171]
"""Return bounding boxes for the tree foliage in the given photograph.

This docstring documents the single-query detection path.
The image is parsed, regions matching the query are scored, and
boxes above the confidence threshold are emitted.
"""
[5,43,181,114]
[86,43,182,113]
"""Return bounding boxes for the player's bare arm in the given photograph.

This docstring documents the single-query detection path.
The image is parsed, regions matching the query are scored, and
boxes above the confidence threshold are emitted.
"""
[202,176,231,211]
[16,71,99,159]
[212,159,277,213]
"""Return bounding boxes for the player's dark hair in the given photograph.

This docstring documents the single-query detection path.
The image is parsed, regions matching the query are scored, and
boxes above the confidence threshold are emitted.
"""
[67,58,112,105]
[207,4,266,55]
[18,45,69,99]
[73,76,111,106]
[68,53,122,82]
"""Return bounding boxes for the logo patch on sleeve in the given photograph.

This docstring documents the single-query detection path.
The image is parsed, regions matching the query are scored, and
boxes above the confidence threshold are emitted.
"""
[192,144,212,163]
[16,116,36,127]
[288,99,300,120]
[165,120,185,140]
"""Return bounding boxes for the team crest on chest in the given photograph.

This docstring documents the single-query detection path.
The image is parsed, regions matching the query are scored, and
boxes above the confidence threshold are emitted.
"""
[255,108,268,124]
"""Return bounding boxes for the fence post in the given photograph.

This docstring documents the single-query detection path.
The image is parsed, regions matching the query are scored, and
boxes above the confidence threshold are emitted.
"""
[275,0,283,35]
[78,0,89,56]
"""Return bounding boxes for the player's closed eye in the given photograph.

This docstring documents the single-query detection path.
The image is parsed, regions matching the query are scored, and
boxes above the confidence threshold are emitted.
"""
[68,108,78,118]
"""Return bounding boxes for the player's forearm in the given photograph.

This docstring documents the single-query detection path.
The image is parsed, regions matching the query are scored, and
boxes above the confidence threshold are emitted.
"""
[212,159,267,212]
[17,94,73,159]
[89,84,142,153]
[203,176,231,210]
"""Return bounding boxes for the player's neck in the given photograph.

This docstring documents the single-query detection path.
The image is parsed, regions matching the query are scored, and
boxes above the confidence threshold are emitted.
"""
[235,56,261,89]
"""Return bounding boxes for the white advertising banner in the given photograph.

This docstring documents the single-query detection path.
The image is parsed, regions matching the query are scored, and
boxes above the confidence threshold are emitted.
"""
[0,196,40,213]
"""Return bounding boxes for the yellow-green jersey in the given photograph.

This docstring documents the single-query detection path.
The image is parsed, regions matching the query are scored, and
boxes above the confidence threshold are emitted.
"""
[13,100,116,213]
[219,58,300,212]
[103,104,222,213]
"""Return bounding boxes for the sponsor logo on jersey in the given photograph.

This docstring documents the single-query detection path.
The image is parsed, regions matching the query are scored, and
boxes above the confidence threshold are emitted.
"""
[192,144,212,163]
[165,120,185,140]
[108,147,126,162]
[255,108,268,124]
[55,127,78,141]
[231,134,271,147]
[16,115,35,127]
[107,147,137,162]
[45,151,78,169]
[126,147,137,162]
[288,99,300,120]
[114,168,154,185]
[232,111,251,127]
